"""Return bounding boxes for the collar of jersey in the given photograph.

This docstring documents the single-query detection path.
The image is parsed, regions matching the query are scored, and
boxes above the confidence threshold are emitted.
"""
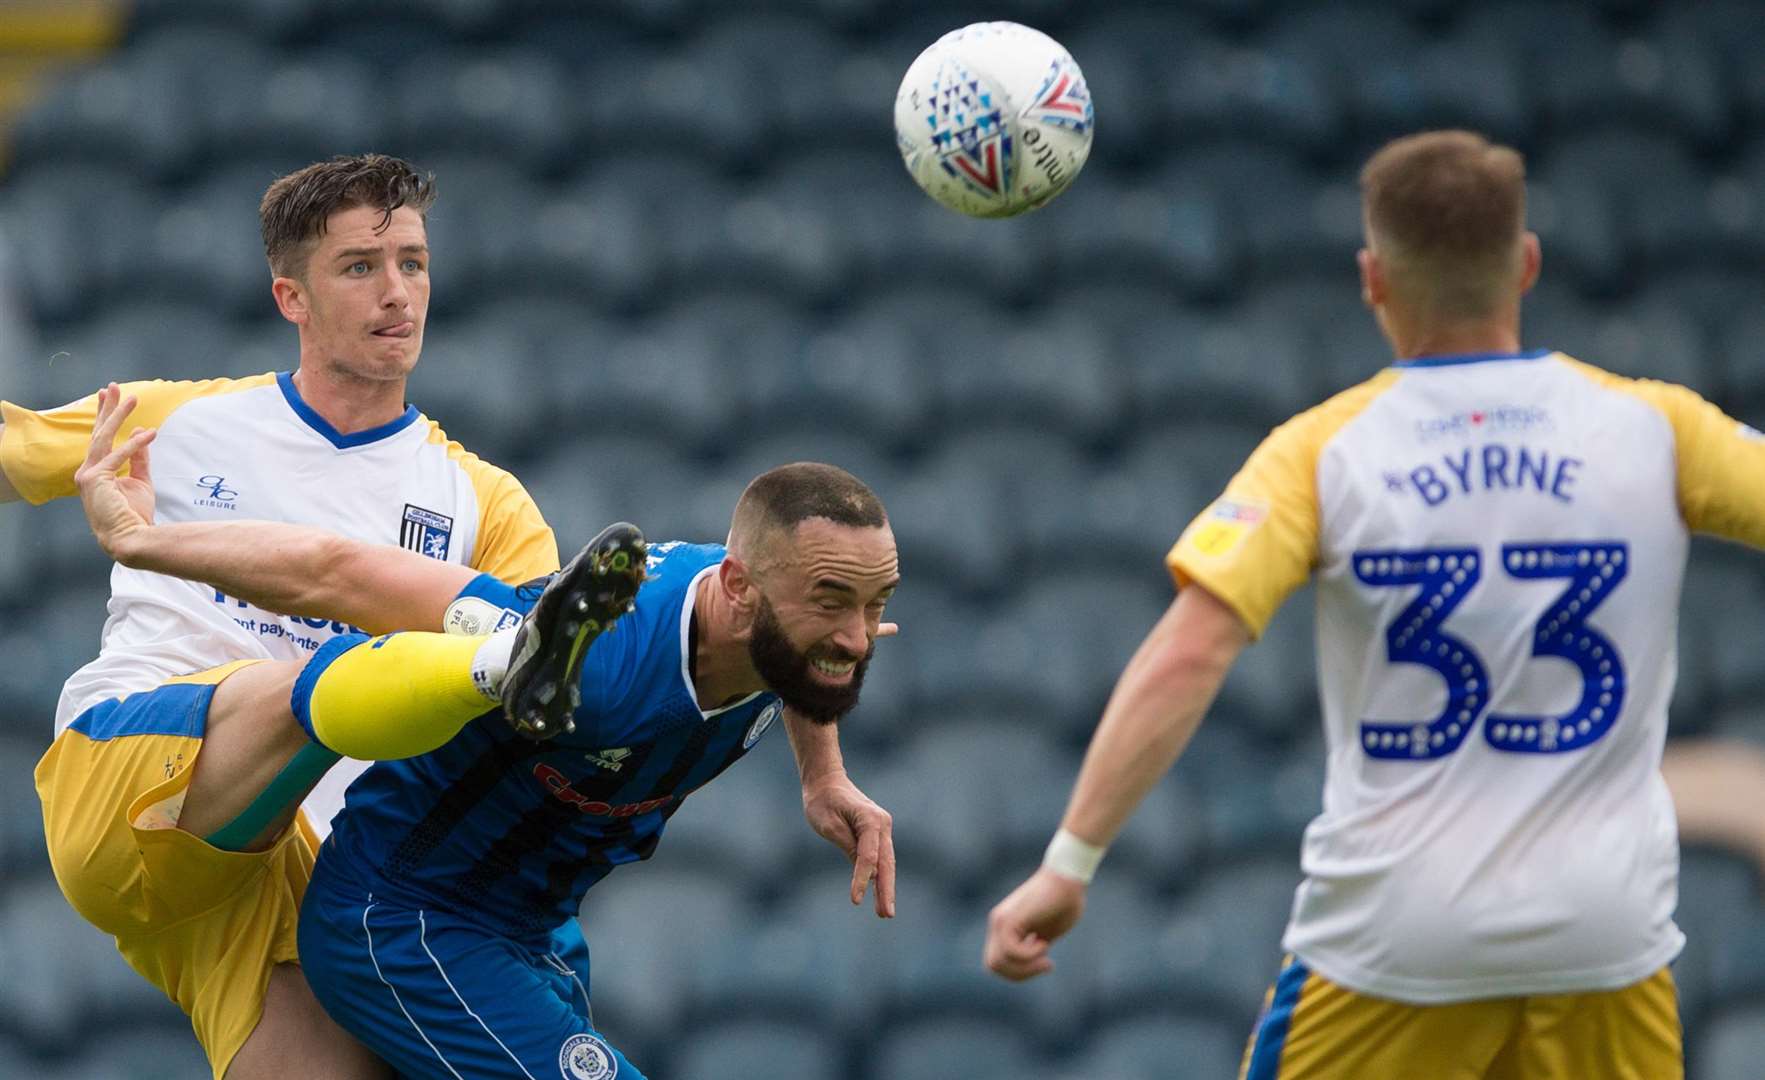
[1392,348,1552,369]
[277,371,420,449]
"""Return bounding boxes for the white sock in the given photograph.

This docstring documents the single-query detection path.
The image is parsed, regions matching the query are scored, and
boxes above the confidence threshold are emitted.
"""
[470,627,518,702]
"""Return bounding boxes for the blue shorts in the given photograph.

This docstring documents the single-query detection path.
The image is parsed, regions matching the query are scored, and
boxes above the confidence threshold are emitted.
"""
[299,853,646,1080]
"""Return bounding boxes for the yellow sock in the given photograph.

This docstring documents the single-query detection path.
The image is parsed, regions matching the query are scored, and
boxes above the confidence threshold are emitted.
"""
[294,631,498,760]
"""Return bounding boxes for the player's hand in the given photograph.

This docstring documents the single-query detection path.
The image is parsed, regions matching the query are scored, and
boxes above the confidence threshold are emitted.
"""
[75,383,158,565]
[802,770,896,918]
[983,867,1087,981]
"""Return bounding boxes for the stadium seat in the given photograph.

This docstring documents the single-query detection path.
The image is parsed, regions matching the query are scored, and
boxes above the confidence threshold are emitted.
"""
[1717,307,1765,415]
[127,0,319,42]
[1696,1003,1765,1080]
[1216,585,1318,745]
[1542,131,1728,284]
[519,306,738,455]
[1162,145,1355,283]
[0,739,49,868]
[8,52,195,182]
[524,437,719,551]
[573,867,753,1046]
[0,579,111,718]
[882,449,1015,597]
[1082,1009,1247,1080]
[993,572,1172,724]
[867,1009,1042,1080]
[1041,163,1238,301]
[0,165,156,327]
[1121,304,1314,432]
[567,37,767,168]
[690,866,948,1038]
[667,1018,844,1080]
[37,1020,211,1080]
[1097,854,1300,1022]
[1172,723,1321,856]
[762,147,928,299]
[1059,11,1217,165]
[646,731,804,896]
[1349,35,1532,148]
[1168,25,1342,157]
[0,877,180,1046]
[1674,848,1761,1027]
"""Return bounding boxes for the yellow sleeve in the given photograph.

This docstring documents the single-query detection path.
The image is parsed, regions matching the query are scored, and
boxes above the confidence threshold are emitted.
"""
[0,375,274,505]
[1619,380,1765,549]
[471,467,561,582]
[1166,419,1320,639]
[423,425,559,582]
[1165,369,1398,638]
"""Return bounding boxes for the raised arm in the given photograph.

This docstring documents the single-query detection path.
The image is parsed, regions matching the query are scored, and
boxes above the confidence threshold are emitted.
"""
[984,582,1250,979]
[78,385,474,634]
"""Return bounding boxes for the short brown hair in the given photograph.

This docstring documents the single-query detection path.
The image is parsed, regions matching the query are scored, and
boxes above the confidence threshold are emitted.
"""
[1360,130,1526,317]
[729,462,888,570]
[259,154,437,279]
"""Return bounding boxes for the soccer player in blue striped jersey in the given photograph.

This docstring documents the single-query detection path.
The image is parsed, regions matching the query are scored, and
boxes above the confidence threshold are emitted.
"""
[76,419,901,1080]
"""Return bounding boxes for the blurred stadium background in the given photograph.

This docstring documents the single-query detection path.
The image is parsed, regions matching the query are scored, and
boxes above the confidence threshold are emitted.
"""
[0,0,1762,1077]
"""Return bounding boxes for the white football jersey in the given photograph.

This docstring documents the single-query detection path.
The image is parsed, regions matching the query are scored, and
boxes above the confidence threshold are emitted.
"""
[3,372,558,835]
[1169,350,1765,1003]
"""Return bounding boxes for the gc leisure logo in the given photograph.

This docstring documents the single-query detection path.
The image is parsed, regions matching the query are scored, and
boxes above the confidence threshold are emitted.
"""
[194,475,239,510]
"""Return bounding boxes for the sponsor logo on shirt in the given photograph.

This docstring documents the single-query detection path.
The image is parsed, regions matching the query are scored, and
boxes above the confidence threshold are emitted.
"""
[401,503,454,560]
[194,475,239,510]
[1185,496,1268,559]
[1415,405,1553,444]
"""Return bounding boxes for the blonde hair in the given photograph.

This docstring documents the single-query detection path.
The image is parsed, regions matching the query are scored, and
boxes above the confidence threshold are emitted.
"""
[1360,130,1527,318]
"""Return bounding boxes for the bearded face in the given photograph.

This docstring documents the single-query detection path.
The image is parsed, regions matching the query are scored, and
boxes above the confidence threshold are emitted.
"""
[747,592,873,724]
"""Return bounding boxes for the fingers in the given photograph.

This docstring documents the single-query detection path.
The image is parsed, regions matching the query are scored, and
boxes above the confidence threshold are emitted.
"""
[84,427,155,484]
[872,818,897,918]
[850,818,880,907]
[983,921,1055,981]
[126,428,155,484]
[877,621,900,638]
[84,384,139,469]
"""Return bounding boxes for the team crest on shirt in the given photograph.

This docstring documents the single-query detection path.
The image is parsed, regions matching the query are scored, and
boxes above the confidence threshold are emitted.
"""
[559,1033,617,1079]
[401,503,454,560]
[744,701,782,749]
[1185,497,1268,559]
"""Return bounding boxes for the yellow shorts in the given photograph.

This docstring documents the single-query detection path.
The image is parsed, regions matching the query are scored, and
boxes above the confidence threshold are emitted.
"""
[1238,956,1682,1080]
[34,661,318,1080]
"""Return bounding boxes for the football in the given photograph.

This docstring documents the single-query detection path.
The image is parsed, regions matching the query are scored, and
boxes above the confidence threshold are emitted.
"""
[893,21,1094,219]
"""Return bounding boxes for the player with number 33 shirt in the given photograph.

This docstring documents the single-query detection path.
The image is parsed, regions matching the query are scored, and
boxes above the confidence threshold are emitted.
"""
[984,131,1765,1080]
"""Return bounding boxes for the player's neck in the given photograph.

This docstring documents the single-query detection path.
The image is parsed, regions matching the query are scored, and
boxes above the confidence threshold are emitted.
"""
[688,575,765,710]
[289,366,409,435]
[1388,314,1522,362]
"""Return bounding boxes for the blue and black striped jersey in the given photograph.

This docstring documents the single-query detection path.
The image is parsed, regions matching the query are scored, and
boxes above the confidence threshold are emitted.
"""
[320,541,782,942]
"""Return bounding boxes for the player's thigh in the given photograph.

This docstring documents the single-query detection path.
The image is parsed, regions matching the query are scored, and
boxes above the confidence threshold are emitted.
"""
[1238,957,1517,1080]
[299,886,646,1080]
[36,666,325,1078]
[180,656,322,845]
[225,962,393,1080]
[1485,967,1681,1080]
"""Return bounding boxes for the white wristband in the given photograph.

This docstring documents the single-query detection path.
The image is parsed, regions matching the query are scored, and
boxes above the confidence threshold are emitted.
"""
[1042,828,1106,884]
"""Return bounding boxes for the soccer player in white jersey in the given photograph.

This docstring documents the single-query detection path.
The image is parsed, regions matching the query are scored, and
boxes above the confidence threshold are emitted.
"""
[2,156,557,1079]
[983,130,1765,1078]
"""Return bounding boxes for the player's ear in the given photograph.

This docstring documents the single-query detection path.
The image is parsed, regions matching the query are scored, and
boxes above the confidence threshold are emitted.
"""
[1519,231,1541,295]
[719,556,758,627]
[1358,247,1384,309]
[272,276,309,325]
